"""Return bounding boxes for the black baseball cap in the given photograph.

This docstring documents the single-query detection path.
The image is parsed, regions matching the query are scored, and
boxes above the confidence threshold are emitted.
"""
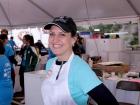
[44,16,77,36]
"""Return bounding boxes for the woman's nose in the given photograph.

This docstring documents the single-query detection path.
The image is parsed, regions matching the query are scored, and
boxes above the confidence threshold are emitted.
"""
[51,35,60,42]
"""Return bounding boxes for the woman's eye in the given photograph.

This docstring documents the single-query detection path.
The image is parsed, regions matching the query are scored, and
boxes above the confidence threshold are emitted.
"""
[49,33,54,36]
[49,32,66,38]
[59,34,66,37]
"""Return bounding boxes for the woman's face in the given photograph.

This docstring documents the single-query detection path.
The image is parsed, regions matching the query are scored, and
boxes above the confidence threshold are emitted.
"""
[23,37,29,45]
[49,25,76,60]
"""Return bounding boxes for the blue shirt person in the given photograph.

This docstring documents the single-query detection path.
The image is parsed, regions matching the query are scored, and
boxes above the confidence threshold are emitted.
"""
[0,40,13,105]
[0,34,17,87]
[9,36,17,53]
[47,48,56,60]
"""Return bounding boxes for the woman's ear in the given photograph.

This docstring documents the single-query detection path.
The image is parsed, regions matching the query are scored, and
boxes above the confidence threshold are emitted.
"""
[72,36,77,46]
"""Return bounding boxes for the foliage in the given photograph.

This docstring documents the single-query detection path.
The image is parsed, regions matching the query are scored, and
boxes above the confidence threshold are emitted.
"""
[77,23,122,33]
[129,32,138,45]
[93,23,122,33]
[77,22,138,46]
[77,26,88,32]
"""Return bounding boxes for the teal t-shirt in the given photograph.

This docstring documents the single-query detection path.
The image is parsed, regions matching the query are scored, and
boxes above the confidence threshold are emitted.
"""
[46,55,102,105]
[4,43,14,57]
[0,55,13,105]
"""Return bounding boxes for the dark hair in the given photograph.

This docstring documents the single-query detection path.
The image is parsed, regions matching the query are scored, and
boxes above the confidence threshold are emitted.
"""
[116,34,120,38]
[1,29,8,35]
[29,35,34,46]
[23,34,30,42]
[23,34,34,46]
[0,40,5,54]
[10,36,14,39]
[0,34,8,41]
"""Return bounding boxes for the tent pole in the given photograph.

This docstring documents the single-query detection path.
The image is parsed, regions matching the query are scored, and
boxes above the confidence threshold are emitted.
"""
[138,17,140,46]
[27,0,54,18]
[126,0,140,16]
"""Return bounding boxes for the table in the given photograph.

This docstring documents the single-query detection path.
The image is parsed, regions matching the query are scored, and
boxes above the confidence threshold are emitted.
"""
[93,61,129,73]
[24,70,46,105]
[103,77,140,105]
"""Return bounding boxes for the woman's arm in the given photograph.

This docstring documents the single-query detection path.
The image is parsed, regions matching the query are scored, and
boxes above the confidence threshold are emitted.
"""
[29,47,38,71]
[88,83,119,105]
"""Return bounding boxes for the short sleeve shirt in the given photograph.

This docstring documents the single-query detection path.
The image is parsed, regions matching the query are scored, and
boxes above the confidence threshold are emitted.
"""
[45,55,102,105]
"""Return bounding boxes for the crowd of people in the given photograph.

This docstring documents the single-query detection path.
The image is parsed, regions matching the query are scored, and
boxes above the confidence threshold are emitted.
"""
[0,16,119,105]
[0,29,40,104]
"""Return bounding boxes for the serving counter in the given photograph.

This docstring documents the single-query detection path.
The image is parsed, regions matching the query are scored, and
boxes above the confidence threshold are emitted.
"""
[24,70,46,105]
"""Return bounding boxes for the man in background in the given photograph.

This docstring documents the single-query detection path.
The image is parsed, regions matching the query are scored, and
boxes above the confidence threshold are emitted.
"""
[1,28,8,35]
[9,36,18,52]
[0,29,17,88]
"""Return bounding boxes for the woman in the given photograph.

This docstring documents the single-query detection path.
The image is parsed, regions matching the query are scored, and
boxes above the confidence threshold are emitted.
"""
[0,39,13,105]
[19,34,38,103]
[41,16,119,105]
[0,34,16,88]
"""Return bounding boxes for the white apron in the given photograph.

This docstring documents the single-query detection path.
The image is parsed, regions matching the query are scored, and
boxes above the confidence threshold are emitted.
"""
[41,53,77,105]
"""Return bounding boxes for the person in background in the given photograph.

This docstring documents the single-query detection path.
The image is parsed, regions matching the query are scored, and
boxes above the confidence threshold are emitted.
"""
[0,29,17,88]
[0,35,17,88]
[1,29,18,53]
[47,47,56,59]
[30,36,40,70]
[73,33,85,57]
[41,16,119,105]
[1,29,8,35]
[9,36,18,52]
[19,34,38,104]
[0,39,13,105]
[104,34,110,39]
[35,40,47,56]
[116,34,120,38]
[35,40,51,70]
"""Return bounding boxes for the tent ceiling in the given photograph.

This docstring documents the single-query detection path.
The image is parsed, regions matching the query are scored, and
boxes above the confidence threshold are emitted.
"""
[0,0,140,27]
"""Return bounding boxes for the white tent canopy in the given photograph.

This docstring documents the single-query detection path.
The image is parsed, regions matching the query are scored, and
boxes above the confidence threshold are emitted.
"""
[0,0,140,27]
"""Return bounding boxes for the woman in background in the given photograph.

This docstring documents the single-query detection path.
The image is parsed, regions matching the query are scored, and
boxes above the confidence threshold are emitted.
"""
[0,34,16,88]
[0,39,13,105]
[19,34,38,103]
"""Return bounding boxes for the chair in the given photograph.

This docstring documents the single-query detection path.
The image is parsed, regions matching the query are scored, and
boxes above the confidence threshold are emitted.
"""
[115,80,140,105]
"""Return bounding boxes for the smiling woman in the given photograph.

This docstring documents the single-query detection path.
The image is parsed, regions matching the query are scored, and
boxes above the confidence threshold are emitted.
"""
[41,16,119,105]
[48,26,75,60]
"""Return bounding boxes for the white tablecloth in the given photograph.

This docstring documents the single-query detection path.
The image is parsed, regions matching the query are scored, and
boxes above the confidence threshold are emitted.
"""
[103,77,140,105]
